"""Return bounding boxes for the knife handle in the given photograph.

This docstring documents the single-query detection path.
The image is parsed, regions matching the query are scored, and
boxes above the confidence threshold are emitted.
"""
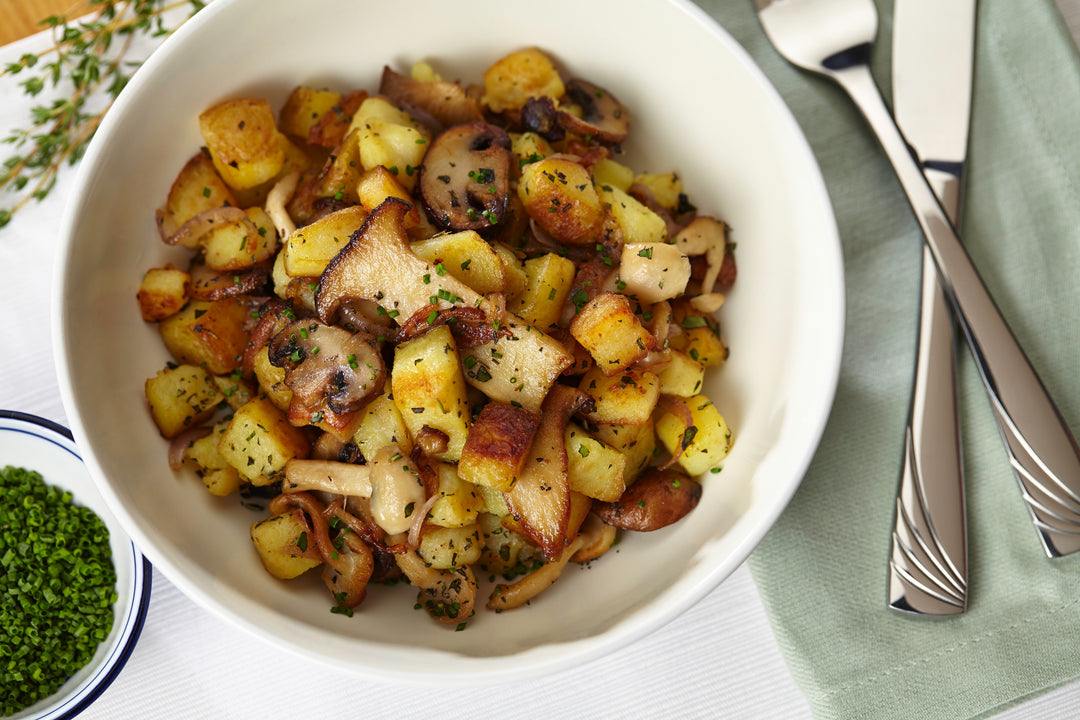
[836,64,1080,558]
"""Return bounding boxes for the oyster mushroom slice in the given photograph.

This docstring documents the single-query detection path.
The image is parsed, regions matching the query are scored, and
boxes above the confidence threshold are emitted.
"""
[267,319,385,414]
[419,122,512,234]
[316,198,572,413]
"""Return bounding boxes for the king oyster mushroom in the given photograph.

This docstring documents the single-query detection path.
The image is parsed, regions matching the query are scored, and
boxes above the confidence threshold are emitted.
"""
[418,121,513,234]
[267,319,385,414]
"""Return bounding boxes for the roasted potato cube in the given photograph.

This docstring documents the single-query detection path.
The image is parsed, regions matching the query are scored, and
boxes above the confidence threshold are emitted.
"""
[598,184,667,245]
[314,128,364,207]
[155,152,236,247]
[391,325,471,462]
[633,172,684,210]
[185,422,241,496]
[137,266,190,322]
[230,137,314,209]
[418,524,483,569]
[211,374,255,411]
[564,422,626,502]
[278,86,343,139]
[458,401,540,493]
[250,511,322,579]
[510,131,553,166]
[655,394,732,476]
[591,158,635,192]
[410,231,507,294]
[306,89,367,147]
[159,298,251,375]
[202,206,279,271]
[199,98,286,190]
[492,242,528,300]
[579,366,660,426]
[570,291,654,375]
[350,97,429,191]
[284,205,367,277]
[512,253,576,329]
[356,165,419,226]
[144,364,223,438]
[352,388,414,459]
[251,345,292,411]
[218,397,310,484]
[518,157,603,245]
[658,349,706,397]
[428,463,485,528]
[593,419,657,484]
[483,47,565,114]
[670,325,728,367]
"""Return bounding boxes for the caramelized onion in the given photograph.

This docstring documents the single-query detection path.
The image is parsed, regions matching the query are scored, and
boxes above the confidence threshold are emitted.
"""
[161,206,250,247]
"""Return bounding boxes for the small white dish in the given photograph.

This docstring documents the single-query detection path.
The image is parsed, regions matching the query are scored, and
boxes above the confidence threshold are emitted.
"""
[0,411,151,720]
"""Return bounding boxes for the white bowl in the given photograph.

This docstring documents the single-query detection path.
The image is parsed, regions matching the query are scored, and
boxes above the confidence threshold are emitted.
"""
[0,412,151,719]
[54,0,843,684]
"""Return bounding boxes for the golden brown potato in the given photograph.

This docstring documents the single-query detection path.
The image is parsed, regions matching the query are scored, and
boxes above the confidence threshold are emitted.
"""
[578,366,660,426]
[654,394,732,476]
[198,98,286,190]
[218,396,310,484]
[159,298,251,375]
[458,401,541,493]
[279,86,343,139]
[518,156,604,245]
[155,152,236,246]
[137,267,190,322]
[250,511,322,579]
[145,364,223,438]
[483,47,565,114]
[570,292,654,375]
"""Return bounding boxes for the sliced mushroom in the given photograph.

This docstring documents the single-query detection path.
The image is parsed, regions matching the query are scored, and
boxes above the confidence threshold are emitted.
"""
[379,66,484,128]
[188,257,270,301]
[673,217,734,296]
[593,467,702,531]
[519,96,566,143]
[267,320,385,414]
[418,122,513,234]
[559,78,631,145]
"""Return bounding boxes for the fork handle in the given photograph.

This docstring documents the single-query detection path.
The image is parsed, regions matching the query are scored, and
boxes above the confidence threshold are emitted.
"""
[836,64,1080,558]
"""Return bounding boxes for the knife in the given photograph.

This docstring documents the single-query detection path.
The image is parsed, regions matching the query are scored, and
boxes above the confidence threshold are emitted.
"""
[887,0,976,616]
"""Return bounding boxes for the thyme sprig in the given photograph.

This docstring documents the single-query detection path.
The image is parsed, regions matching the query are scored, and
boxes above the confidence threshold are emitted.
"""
[0,0,207,228]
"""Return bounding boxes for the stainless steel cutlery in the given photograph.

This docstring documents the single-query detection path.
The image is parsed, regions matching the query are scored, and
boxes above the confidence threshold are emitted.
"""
[755,0,1080,612]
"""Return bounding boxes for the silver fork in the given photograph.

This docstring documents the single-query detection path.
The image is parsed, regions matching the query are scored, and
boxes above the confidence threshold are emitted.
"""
[754,0,1080,562]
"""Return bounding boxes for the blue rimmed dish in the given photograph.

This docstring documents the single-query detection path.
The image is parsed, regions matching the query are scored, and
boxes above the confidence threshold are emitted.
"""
[0,411,152,719]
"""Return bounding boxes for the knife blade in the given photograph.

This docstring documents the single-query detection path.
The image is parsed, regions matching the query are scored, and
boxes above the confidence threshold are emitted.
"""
[887,0,976,616]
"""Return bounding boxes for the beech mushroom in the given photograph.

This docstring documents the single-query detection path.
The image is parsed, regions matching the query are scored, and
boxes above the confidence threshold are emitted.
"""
[267,320,385,414]
[396,550,477,626]
[418,122,513,234]
[282,445,427,538]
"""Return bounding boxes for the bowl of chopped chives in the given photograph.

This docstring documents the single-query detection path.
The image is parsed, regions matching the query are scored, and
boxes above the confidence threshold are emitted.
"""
[0,411,151,719]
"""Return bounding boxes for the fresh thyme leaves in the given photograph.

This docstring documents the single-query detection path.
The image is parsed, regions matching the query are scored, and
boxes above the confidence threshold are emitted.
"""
[0,0,207,229]
[0,465,118,715]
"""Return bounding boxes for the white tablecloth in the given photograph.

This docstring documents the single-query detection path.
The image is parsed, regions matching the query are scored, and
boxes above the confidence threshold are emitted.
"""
[3,7,1080,718]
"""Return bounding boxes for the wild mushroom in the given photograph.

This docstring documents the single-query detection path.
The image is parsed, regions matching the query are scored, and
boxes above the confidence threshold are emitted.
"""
[518,79,631,146]
[316,198,572,413]
[593,467,702,531]
[282,444,427,538]
[395,550,477,626]
[418,122,513,234]
[267,319,385,414]
[558,78,631,145]
[672,216,734,312]
[188,256,270,300]
[378,66,484,129]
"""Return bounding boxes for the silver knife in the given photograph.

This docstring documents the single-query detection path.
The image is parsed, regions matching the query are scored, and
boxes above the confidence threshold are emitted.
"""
[887,0,976,616]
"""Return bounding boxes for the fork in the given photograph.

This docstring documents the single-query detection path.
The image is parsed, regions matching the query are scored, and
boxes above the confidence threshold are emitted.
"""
[754,0,1080,562]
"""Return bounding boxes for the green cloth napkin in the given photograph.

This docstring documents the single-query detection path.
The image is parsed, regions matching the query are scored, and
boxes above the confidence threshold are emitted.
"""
[692,0,1080,718]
